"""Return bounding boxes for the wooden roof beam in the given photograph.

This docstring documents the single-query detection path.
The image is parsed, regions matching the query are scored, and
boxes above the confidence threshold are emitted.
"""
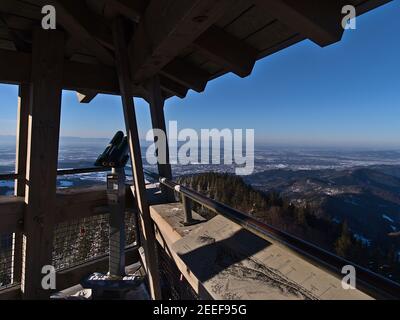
[35,0,114,65]
[159,76,189,99]
[86,0,147,22]
[160,59,209,93]
[128,0,236,82]
[253,0,345,47]
[0,48,31,85]
[193,26,259,78]
[0,48,150,97]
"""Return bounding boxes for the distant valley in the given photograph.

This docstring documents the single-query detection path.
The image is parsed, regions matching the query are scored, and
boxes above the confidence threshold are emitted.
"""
[245,165,400,247]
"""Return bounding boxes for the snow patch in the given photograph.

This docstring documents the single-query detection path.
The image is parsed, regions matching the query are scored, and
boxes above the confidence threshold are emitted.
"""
[353,233,372,247]
[382,214,394,223]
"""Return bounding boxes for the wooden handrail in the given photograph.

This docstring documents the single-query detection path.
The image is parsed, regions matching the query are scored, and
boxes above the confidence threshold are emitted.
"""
[0,166,110,181]
[0,185,129,234]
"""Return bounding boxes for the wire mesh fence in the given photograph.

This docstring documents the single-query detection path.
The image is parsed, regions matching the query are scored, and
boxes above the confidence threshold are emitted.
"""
[0,233,14,289]
[52,211,137,271]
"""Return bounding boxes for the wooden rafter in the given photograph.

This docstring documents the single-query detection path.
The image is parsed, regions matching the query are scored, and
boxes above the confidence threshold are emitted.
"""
[193,26,259,78]
[159,76,189,99]
[0,48,190,101]
[253,0,345,47]
[128,0,237,82]
[33,0,114,65]
[85,0,147,22]
[161,59,209,93]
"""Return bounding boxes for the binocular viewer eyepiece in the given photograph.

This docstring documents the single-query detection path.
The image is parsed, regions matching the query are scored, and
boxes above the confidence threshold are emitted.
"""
[94,131,129,168]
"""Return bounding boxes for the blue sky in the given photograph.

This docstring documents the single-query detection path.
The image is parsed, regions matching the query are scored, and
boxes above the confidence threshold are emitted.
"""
[0,1,399,148]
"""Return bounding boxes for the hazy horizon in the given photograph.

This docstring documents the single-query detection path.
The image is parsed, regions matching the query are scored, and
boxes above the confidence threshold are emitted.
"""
[1,134,400,151]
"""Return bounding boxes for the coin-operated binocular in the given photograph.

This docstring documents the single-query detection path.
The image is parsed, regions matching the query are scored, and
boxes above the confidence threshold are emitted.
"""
[81,132,143,299]
[94,131,129,168]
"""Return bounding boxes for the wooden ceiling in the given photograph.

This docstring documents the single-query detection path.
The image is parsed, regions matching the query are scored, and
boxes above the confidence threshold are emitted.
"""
[0,0,392,101]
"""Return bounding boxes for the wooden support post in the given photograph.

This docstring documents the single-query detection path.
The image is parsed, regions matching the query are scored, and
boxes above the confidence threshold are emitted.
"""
[12,84,30,285]
[146,76,175,202]
[22,29,65,299]
[112,17,162,300]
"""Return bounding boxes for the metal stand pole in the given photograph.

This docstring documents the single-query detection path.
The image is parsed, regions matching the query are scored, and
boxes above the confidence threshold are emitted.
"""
[182,195,195,226]
[107,167,126,276]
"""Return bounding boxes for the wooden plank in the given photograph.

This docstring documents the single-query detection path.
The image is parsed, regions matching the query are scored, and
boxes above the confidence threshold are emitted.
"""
[215,1,253,29]
[146,76,174,202]
[149,203,211,299]
[56,246,140,291]
[246,20,296,51]
[63,60,146,97]
[258,33,306,58]
[34,0,114,65]
[0,196,24,234]
[193,26,258,77]
[55,186,108,223]
[0,12,30,51]
[0,49,30,85]
[0,38,15,50]
[128,0,237,82]
[160,59,209,93]
[0,49,120,94]
[86,0,147,22]
[0,50,179,99]
[0,285,21,300]
[223,5,275,40]
[159,75,188,99]
[0,185,134,235]
[208,33,305,83]
[63,59,118,93]
[0,246,139,300]
[0,14,35,33]
[22,29,65,299]
[112,16,162,300]
[0,1,41,21]
[253,0,345,47]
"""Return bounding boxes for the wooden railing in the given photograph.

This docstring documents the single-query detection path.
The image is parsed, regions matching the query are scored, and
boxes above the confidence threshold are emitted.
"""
[0,166,110,181]
[144,170,400,300]
[0,167,138,299]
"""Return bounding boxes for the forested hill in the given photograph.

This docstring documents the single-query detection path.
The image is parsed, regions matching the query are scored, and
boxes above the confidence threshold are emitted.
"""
[177,172,400,283]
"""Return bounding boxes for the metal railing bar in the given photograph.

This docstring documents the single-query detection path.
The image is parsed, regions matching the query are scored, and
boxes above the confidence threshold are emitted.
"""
[56,167,110,176]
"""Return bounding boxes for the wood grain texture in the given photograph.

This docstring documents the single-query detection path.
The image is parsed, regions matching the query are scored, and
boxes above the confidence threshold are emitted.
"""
[22,29,65,299]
